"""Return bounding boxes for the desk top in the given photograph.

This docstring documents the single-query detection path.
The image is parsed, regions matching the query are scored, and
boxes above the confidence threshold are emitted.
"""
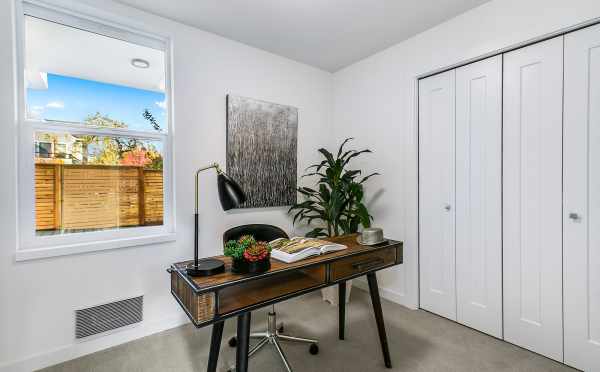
[171,234,402,294]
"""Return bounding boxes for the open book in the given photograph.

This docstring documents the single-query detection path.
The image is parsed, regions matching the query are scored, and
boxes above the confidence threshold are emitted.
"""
[269,237,347,263]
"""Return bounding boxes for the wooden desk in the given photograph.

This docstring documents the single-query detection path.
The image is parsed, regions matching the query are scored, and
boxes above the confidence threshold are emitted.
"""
[169,234,403,372]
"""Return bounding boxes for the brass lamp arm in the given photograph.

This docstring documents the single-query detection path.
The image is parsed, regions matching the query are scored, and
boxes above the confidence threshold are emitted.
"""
[194,162,223,214]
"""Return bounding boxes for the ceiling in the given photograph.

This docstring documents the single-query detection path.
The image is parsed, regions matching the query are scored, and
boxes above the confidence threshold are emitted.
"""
[115,0,490,72]
[26,15,165,92]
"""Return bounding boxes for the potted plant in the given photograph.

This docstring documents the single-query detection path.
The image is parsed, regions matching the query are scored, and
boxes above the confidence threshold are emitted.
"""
[288,138,379,304]
[243,241,272,273]
[224,235,272,274]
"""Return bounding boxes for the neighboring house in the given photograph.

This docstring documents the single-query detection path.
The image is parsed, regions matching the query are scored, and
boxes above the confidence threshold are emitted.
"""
[34,132,82,164]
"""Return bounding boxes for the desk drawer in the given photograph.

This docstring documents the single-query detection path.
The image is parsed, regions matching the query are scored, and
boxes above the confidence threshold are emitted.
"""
[217,265,326,315]
[330,247,396,281]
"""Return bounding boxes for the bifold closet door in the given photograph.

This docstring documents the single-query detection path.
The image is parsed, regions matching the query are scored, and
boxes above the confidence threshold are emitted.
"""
[563,23,600,372]
[455,56,502,338]
[503,36,564,361]
[419,70,456,320]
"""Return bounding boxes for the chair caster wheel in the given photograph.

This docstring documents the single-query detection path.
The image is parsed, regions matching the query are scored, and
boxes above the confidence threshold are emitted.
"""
[309,343,319,355]
[228,337,237,347]
[278,324,284,333]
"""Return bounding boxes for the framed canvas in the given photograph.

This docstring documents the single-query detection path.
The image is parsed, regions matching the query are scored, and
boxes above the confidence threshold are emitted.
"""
[226,95,298,208]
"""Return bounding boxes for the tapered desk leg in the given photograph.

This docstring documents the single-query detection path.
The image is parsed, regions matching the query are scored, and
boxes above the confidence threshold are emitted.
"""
[207,321,224,372]
[236,312,251,372]
[367,272,392,368]
[339,281,346,340]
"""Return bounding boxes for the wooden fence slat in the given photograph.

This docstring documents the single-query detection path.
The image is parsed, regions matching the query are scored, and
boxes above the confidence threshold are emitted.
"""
[35,164,164,232]
[138,168,145,226]
[54,164,62,230]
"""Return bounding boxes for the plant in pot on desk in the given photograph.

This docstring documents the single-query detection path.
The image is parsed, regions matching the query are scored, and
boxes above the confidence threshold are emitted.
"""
[288,137,379,305]
[224,235,272,274]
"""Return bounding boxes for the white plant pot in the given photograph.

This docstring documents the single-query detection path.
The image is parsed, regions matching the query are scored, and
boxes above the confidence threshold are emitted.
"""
[321,280,352,305]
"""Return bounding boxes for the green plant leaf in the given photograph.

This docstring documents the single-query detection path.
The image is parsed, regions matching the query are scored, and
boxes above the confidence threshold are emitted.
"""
[306,228,327,238]
[305,160,327,171]
[318,148,335,166]
[289,138,379,237]
[342,170,361,181]
[319,184,330,202]
[342,149,372,167]
[337,137,354,157]
[301,172,327,179]
[359,172,380,184]
[356,203,371,228]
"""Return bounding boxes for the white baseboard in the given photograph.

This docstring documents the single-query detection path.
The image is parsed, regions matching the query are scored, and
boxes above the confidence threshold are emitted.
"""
[351,278,417,310]
[1,282,415,372]
[0,313,190,372]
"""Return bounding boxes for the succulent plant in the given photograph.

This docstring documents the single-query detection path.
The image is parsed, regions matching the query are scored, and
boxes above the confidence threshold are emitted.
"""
[243,241,271,262]
[238,235,256,248]
[224,235,271,262]
[224,240,246,260]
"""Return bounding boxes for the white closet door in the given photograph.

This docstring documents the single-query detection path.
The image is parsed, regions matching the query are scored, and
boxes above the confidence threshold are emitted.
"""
[455,56,502,338]
[419,70,456,320]
[564,24,600,372]
[503,36,564,361]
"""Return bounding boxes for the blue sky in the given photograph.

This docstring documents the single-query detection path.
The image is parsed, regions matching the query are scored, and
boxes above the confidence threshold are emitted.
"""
[27,73,166,132]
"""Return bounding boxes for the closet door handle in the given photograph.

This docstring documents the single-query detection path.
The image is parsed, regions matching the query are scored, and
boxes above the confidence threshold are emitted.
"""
[568,212,580,221]
[444,204,451,211]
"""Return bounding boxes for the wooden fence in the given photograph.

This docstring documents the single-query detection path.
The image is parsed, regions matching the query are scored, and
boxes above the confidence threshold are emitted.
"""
[35,164,163,232]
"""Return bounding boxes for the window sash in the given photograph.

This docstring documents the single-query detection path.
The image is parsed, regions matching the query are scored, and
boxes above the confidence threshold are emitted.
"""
[16,1,175,257]
[23,1,166,51]
[25,119,168,141]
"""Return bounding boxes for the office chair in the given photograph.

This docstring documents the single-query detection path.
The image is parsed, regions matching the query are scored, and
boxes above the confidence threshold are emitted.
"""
[223,224,318,372]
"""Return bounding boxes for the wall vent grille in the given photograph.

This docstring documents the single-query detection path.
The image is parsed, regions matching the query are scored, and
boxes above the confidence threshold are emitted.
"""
[75,296,143,339]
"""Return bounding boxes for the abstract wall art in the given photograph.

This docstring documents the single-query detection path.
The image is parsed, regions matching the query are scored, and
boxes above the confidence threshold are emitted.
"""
[226,95,298,208]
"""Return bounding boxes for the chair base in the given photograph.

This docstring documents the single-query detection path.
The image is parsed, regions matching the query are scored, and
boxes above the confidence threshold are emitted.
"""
[228,310,318,372]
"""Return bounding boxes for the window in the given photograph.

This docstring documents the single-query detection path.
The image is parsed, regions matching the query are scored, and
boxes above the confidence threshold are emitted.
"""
[35,141,52,158]
[17,2,174,259]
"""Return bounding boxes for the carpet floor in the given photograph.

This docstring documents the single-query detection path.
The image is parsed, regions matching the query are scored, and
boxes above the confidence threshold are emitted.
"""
[39,289,577,372]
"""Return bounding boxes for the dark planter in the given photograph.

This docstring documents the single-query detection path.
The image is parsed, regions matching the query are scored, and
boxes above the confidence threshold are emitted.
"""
[247,257,271,274]
[231,258,249,274]
[231,257,271,274]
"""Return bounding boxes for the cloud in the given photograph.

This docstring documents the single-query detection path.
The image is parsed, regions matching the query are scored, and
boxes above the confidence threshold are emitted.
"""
[155,100,167,110]
[28,101,64,118]
[28,106,44,119]
[46,101,64,109]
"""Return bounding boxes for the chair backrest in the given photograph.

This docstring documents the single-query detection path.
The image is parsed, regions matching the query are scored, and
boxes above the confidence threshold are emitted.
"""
[222,224,289,245]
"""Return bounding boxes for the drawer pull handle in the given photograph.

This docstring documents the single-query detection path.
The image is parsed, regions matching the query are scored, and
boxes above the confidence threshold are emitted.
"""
[352,258,385,271]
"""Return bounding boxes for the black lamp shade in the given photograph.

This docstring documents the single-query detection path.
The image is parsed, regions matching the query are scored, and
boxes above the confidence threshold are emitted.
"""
[217,173,246,210]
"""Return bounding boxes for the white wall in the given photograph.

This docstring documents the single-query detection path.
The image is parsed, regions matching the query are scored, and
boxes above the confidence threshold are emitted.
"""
[0,0,333,370]
[332,0,600,310]
[5,0,600,370]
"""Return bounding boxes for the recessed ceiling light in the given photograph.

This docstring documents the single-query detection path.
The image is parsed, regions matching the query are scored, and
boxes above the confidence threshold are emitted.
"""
[131,58,150,69]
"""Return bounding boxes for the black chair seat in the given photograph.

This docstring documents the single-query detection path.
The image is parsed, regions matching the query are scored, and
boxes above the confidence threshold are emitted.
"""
[223,224,289,244]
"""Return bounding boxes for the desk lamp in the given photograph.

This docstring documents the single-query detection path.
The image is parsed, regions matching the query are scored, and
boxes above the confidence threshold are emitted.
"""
[186,162,246,277]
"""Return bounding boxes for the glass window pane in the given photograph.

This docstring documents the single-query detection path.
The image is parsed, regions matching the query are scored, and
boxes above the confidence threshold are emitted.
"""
[25,16,167,133]
[35,131,164,235]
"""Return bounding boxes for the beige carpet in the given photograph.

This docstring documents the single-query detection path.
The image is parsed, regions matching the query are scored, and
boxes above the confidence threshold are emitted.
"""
[39,289,577,372]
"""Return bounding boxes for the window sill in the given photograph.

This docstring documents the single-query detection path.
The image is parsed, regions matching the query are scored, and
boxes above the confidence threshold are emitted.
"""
[15,233,176,261]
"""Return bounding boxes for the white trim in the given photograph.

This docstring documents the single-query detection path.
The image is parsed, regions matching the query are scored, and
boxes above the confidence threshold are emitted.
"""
[14,0,176,259]
[15,232,176,261]
[417,16,600,80]
[22,0,166,50]
[0,312,188,372]
[26,120,168,140]
[352,278,417,310]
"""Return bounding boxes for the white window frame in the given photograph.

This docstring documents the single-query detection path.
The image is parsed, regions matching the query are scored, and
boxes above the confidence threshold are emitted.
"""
[15,0,176,261]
